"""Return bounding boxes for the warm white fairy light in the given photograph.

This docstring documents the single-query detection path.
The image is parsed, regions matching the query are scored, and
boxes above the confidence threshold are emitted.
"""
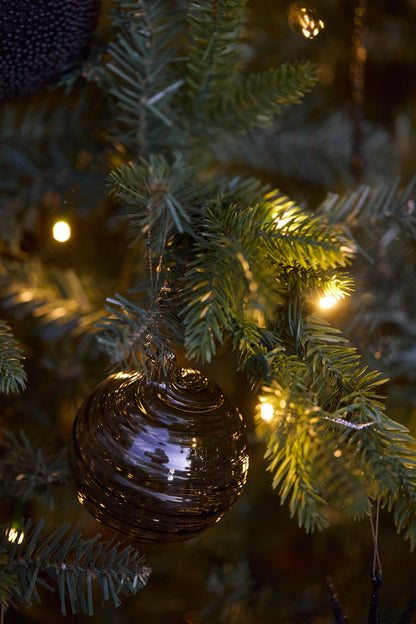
[288,3,325,39]
[259,397,274,422]
[7,527,24,544]
[273,213,293,229]
[319,295,338,310]
[52,219,71,243]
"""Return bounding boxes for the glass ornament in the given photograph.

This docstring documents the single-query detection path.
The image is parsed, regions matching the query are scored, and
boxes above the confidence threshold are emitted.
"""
[0,0,100,101]
[69,366,249,543]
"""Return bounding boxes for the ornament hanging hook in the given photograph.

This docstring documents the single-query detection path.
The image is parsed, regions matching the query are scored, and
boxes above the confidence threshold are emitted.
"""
[369,497,382,578]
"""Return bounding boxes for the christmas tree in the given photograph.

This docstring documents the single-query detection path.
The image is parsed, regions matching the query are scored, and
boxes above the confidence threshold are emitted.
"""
[1,0,416,621]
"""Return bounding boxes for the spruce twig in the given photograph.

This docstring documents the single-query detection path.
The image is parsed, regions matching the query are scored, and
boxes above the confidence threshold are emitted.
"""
[0,520,151,616]
[0,431,68,508]
[0,320,26,394]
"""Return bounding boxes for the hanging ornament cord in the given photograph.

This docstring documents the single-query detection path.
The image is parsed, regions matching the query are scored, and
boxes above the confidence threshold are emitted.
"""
[368,498,382,624]
[145,205,172,370]
[147,206,169,296]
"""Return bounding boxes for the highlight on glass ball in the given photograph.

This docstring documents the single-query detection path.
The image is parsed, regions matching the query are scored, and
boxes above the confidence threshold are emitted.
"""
[288,3,325,39]
[52,220,71,243]
[69,365,250,543]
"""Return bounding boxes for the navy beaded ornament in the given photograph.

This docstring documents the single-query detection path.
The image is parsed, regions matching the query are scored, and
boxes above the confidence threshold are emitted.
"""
[69,364,249,543]
[0,0,100,101]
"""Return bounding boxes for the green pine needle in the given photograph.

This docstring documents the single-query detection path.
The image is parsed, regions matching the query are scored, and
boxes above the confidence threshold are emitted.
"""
[212,62,318,135]
[0,519,151,616]
[0,320,26,394]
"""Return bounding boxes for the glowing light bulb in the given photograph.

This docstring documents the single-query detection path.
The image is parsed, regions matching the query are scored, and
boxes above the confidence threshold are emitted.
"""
[259,398,274,422]
[52,220,71,243]
[274,213,293,229]
[288,3,325,39]
[7,527,24,544]
[319,296,338,310]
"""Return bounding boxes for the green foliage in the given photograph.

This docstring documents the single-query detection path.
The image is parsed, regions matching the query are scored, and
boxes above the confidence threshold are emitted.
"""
[0,431,68,509]
[108,154,202,245]
[181,195,352,363]
[0,320,26,394]
[96,0,316,159]
[317,177,416,383]
[0,259,103,344]
[104,148,416,545]
[103,0,185,152]
[255,312,416,543]
[0,519,151,616]
[211,61,317,136]
[186,0,248,124]
[317,176,416,232]
[98,290,183,370]
[0,95,107,248]
[0,548,17,608]
[1,1,416,607]
[214,110,393,188]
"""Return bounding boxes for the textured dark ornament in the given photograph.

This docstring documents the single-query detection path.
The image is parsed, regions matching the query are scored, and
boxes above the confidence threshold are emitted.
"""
[69,367,249,543]
[0,0,100,101]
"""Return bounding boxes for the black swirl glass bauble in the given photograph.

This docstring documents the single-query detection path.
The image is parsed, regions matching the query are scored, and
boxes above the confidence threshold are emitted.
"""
[69,367,249,543]
[0,0,100,101]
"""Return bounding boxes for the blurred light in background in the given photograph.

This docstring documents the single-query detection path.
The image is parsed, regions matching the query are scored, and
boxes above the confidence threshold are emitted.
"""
[258,397,274,421]
[288,3,325,39]
[52,219,71,243]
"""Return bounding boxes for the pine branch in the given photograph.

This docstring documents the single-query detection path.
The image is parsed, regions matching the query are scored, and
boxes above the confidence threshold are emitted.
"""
[186,0,248,125]
[0,431,68,509]
[317,176,416,236]
[302,316,386,415]
[211,61,317,136]
[262,195,353,270]
[256,354,332,532]
[181,199,276,363]
[97,289,183,371]
[0,96,107,247]
[230,318,279,383]
[108,154,202,246]
[0,260,103,344]
[0,548,17,608]
[0,520,151,615]
[181,195,351,362]
[362,421,416,549]
[214,110,392,188]
[255,307,416,542]
[213,175,271,207]
[101,0,184,153]
[0,320,26,394]
[316,176,416,381]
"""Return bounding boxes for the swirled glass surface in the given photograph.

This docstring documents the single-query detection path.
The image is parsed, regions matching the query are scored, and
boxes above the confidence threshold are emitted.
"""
[69,367,249,543]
